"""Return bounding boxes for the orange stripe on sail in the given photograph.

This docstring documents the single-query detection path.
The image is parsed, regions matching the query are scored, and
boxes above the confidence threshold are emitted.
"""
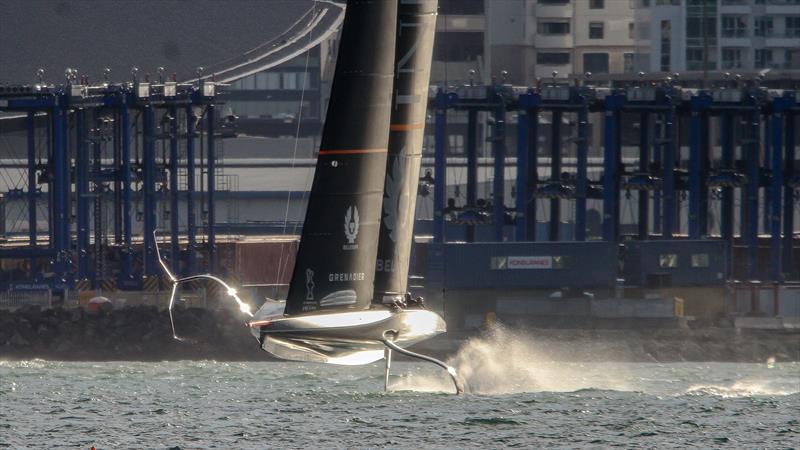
[318,148,387,155]
[390,123,425,131]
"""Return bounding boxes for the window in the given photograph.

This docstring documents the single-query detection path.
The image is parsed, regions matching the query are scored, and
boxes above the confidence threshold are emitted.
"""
[686,48,717,71]
[754,17,773,37]
[755,49,773,68]
[589,22,604,39]
[686,0,717,13]
[538,20,571,35]
[660,20,671,72]
[787,17,800,38]
[583,53,609,73]
[686,17,717,46]
[690,254,709,268]
[242,75,256,90]
[659,254,678,269]
[439,0,484,15]
[629,22,635,39]
[721,15,747,38]
[787,49,800,69]
[229,100,310,119]
[448,134,464,154]
[433,31,484,62]
[254,72,268,90]
[638,21,650,39]
[722,48,744,69]
[590,0,604,8]
[266,72,281,89]
[537,52,571,65]
[656,0,680,4]
[282,72,297,90]
[686,48,702,68]
[624,53,635,73]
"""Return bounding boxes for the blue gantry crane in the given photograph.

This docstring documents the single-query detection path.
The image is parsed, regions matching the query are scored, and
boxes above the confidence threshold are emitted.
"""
[428,75,797,284]
[0,70,223,293]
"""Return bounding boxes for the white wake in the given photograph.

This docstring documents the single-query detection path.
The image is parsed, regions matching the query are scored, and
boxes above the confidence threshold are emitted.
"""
[391,325,633,395]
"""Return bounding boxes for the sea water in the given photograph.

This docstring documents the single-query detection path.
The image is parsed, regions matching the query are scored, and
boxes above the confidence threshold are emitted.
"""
[2,334,798,449]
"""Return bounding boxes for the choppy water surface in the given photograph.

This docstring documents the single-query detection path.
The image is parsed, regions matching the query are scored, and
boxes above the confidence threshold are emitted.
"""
[2,326,799,448]
[2,358,797,449]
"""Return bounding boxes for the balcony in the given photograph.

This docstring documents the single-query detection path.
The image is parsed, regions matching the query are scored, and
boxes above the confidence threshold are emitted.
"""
[765,36,800,48]
[766,2,800,15]
[687,37,718,47]
[534,34,575,49]
[534,4,573,19]
[718,4,750,14]
[719,36,751,48]
[437,15,485,32]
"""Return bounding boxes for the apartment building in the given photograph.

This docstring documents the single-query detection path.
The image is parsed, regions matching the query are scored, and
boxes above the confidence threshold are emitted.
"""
[432,0,488,84]
[433,0,636,86]
[528,0,636,81]
[634,0,800,73]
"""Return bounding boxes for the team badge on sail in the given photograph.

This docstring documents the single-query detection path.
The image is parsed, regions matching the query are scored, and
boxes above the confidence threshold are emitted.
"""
[343,206,360,250]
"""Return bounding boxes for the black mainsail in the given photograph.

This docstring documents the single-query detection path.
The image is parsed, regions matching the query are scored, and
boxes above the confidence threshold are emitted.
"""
[161,0,462,393]
[373,0,438,304]
[284,0,398,315]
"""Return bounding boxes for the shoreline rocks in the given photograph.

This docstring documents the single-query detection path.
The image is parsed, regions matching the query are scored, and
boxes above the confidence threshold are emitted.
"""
[1,306,798,363]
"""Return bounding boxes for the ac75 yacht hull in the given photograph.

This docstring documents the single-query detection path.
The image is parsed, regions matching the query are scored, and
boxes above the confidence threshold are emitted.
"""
[249,308,446,365]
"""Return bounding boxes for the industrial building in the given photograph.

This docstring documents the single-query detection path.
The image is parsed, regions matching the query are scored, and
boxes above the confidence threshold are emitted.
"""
[0,0,798,330]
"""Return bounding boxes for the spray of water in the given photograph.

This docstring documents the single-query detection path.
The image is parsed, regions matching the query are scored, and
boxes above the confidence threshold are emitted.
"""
[391,325,800,396]
[684,381,798,398]
[391,324,633,395]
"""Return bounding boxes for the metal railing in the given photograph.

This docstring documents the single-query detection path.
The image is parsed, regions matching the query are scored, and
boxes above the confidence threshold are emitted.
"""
[0,290,52,309]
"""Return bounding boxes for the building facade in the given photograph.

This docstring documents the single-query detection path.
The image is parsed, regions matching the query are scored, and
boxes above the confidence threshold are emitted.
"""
[226,50,326,137]
[432,0,636,86]
[527,0,636,82]
[634,0,800,73]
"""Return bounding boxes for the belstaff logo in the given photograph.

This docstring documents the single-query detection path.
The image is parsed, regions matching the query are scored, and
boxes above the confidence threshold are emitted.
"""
[305,268,315,301]
[343,206,360,250]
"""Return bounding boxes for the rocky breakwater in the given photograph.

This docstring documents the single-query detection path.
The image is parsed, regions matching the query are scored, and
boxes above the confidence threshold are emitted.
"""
[0,306,265,361]
[2,306,798,363]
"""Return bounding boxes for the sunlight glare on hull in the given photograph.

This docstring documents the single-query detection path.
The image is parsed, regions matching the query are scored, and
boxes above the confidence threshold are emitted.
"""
[254,309,446,365]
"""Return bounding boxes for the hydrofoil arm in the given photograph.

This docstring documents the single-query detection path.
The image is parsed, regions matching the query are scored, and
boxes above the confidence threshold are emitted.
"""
[382,330,464,395]
[154,231,253,341]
